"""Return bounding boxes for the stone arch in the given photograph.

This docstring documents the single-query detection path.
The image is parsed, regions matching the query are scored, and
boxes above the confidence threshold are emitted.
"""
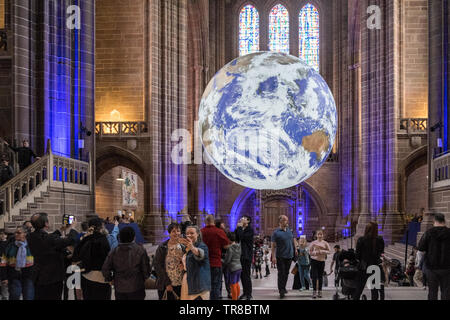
[398,145,428,215]
[96,146,146,181]
[300,181,328,218]
[95,146,149,223]
[229,181,327,233]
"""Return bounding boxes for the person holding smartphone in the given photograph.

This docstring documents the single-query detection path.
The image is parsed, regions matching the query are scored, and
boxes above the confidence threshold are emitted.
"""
[235,216,254,300]
[27,212,78,300]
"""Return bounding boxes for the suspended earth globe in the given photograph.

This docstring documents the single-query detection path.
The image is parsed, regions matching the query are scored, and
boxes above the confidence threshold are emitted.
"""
[198,51,337,190]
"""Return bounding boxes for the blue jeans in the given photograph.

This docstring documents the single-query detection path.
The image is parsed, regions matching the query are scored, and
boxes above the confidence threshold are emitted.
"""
[9,277,34,300]
[299,264,311,289]
[210,267,223,300]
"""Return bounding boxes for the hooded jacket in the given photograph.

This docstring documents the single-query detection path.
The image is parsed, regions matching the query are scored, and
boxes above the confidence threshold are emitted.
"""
[223,243,242,273]
[418,226,450,270]
[102,242,151,293]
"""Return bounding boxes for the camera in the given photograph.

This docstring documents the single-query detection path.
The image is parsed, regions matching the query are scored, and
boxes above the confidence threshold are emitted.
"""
[63,214,74,226]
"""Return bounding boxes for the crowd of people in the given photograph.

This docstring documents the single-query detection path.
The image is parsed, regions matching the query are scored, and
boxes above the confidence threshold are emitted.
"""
[0,139,40,186]
[0,211,449,301]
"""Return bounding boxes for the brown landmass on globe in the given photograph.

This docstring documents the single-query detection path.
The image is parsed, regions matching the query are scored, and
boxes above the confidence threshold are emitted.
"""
[202,52,261,99]
[301,130,329,160]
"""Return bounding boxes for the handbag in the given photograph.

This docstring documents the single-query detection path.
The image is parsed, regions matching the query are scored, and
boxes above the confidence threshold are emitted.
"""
[145,276,157,290]
[290,264,298,275]
[162,289,180,301]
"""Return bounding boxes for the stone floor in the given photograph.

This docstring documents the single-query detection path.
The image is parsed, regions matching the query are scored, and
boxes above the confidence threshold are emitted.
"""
[69,243,429,300]
[141,245,428,301]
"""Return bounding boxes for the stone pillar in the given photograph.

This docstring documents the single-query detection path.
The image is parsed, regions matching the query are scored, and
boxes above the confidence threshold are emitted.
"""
[11,0,34,145]
[421,0,450,237]
[356,0,404,245]
[145,0,189,243]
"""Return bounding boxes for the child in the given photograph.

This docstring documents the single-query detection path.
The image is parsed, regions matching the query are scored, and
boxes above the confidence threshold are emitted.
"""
[322,270,329,288]
[223,233,242,300]
[253,245,263,279]
[297,236,311,291]
[264,249,271,277]
[405,255,416,286]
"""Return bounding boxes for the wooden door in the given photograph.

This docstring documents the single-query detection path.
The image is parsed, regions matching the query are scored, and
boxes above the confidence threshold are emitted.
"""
[262,199,294,237]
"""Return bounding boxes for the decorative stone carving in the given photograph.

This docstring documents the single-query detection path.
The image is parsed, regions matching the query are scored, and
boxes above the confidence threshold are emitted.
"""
[127,139,137,151]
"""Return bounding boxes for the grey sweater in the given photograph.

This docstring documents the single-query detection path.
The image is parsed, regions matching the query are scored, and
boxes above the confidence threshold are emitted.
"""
[224,243,242,273]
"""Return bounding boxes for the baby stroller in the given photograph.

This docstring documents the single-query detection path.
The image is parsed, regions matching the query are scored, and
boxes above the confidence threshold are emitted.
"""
[388,258,409,286]
[333,249,367,300]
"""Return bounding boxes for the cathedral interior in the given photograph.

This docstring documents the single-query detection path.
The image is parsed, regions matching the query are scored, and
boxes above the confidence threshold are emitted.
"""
[0,0,448,246]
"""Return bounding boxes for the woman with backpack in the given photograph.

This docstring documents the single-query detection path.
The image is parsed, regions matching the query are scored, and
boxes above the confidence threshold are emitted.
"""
[72,217,111,300]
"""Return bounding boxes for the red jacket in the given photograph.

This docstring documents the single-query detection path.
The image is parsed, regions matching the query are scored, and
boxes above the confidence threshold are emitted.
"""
[201,225,230,268]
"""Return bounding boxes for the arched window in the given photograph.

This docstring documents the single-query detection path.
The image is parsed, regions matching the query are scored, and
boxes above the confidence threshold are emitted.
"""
[239,5,260,56]
[299,3,320,71]
[269,4,289,54]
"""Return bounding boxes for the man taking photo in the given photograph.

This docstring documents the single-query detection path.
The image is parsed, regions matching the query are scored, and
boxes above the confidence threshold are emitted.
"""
[27,212,78,300]
[235,215,254,300]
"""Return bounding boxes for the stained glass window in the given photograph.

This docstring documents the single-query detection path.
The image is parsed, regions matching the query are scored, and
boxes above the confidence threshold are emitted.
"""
[299,4,320,71]
[269,4,290,54]
[239,5,260,56]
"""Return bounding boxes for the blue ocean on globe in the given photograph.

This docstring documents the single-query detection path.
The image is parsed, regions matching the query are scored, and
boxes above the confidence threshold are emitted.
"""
[198,51,337,190]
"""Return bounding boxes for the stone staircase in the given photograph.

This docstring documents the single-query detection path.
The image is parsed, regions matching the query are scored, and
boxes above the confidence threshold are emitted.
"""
[335,238,414,268]
[0,140,94,233]
[1,188,94,233]
[383,242,414,264]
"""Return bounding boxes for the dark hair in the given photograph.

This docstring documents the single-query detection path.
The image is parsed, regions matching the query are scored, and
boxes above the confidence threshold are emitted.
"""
[168,223,181,234]
[364,222,379,254]
[81,222,89,232]
[88,217,103,232]
[334,245,340,249]
[180,221,192,235]
[119,227,135,243]
[364,222,378,239]
[22,221,31,227]
[31,213,48,230]
[433,213,446,224]
[242,215,252,224]
[215,220,223,229]
[227,232,236,242]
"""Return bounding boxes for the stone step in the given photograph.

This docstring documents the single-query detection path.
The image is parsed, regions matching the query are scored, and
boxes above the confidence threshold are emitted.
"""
[27,203,38,209]
[34,197,45,203]
[4,222,20,233]
[12,215,25,222]
[41,191,50,197]
[20,209,31,215]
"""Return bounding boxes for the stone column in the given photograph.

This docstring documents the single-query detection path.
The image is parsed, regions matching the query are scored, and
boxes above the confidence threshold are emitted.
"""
[421,0,450,238]
[11,0,34,145]
[356,0,404,244]
[145,0,189,243]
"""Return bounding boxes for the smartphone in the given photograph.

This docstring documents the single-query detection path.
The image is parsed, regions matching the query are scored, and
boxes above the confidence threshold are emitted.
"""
[63,214,75,226]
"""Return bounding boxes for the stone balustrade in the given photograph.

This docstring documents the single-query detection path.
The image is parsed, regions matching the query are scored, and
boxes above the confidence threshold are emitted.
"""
[95,122,149,138]
[0,140,92,225]
[399,118,427,135]
[432,151,450,189]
